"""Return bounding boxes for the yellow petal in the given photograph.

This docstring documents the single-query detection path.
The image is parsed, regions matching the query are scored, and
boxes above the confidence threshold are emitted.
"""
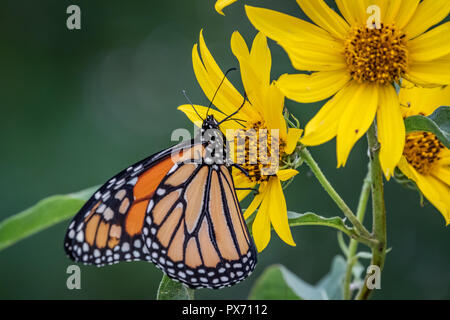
[440,149,450,166]
[236,189,252,202]
[251,186,271,251]
[230,30,250,59]
[277,70,351,103]
[377,85,405,180]
[337,83,378,167]
[336,0,405,27]
[230,31,267,117]
[432,166,450,186]
[426,175,450,225]
[244,183,266,219]
[264,83,287,137]
[398,157,450,225]
[301,81,356,146]
[335,0,366,26]
[285,128,303,155]
[277,169,299,182]
[245,5,335,45]
[250,32,271,90]
[177,104,241,131]
[399,79,450,118]
[245,5,346,72]
[266,177,296,247]
[296,0,350,40]
[409,22,450,62]
[381,0,403,25]
[195,31,256,120]
[215,0,237,15]
[395,0,420,29]
[281,40,347,72]
[192,32,250,119]
[406,55,450,86]
[403,0,450,40]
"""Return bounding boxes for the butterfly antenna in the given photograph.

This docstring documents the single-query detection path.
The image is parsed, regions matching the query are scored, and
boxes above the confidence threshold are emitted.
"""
[182,90,203,122]
[218,91,248,125]
[206,67,237,117]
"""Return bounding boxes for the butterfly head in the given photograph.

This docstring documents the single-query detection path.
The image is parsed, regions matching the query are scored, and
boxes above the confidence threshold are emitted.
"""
[202,115,220,131]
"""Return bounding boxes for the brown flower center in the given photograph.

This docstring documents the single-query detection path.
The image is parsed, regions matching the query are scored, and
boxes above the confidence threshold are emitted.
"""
[344,24,408,85]
[403,132,444,175]
[233,121,285,183]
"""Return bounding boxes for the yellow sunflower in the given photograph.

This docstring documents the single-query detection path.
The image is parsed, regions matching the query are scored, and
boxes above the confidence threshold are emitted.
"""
[245,0,450,179]
[397,80,450,224]
[178,30,303,251]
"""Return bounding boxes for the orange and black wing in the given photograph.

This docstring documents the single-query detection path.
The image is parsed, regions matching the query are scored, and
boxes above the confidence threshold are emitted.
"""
[142,161,257,289]
[64,141,203,266]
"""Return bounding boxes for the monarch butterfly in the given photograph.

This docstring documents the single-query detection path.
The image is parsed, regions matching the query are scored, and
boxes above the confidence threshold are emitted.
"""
[64,108,257,289]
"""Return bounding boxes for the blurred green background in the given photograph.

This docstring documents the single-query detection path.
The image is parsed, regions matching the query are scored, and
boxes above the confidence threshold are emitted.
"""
[1,0,449,299]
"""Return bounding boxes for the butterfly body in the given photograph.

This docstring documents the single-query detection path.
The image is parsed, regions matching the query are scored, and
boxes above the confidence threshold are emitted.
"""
[64,115,257,289]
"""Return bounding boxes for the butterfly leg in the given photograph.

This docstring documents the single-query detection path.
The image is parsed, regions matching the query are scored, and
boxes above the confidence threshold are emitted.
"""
[232,163,249,177]
[235,187,259,195]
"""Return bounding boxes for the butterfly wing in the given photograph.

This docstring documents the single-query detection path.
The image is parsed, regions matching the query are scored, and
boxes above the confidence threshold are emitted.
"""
[142,159,257,289]
[64,140,202,266]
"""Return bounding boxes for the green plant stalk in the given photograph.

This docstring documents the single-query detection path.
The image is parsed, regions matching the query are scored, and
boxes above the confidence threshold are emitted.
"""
[299,148,372,239]
[356,123,387,300]
[343,168,371,300]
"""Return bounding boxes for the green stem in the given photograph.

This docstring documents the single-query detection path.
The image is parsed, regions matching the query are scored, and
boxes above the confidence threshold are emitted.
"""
[356,123,387,300]
[343,168,371,300]
[299,147,372,239]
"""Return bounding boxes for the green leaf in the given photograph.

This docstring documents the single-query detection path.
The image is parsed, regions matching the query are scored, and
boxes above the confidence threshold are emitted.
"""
[246,211,356,242]
[249,255,348,300]
[157,274,195,300]
[248,264,317,300]
[246,210,372,246]
[405,106,450,148]
[0,186,98,252]
[315,255,347,300]
[351,261,365,290]
[287,211,355,237]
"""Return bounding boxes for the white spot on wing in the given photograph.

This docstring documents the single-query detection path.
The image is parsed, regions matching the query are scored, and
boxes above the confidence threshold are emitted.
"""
[168,164,178,174]
[147,200,154,213]
[76,231,84,243]
[103,208,114,221]
[121,242,130,252]
[97,204,106,214]
[127,177,138,186]
[102,192,111,202]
